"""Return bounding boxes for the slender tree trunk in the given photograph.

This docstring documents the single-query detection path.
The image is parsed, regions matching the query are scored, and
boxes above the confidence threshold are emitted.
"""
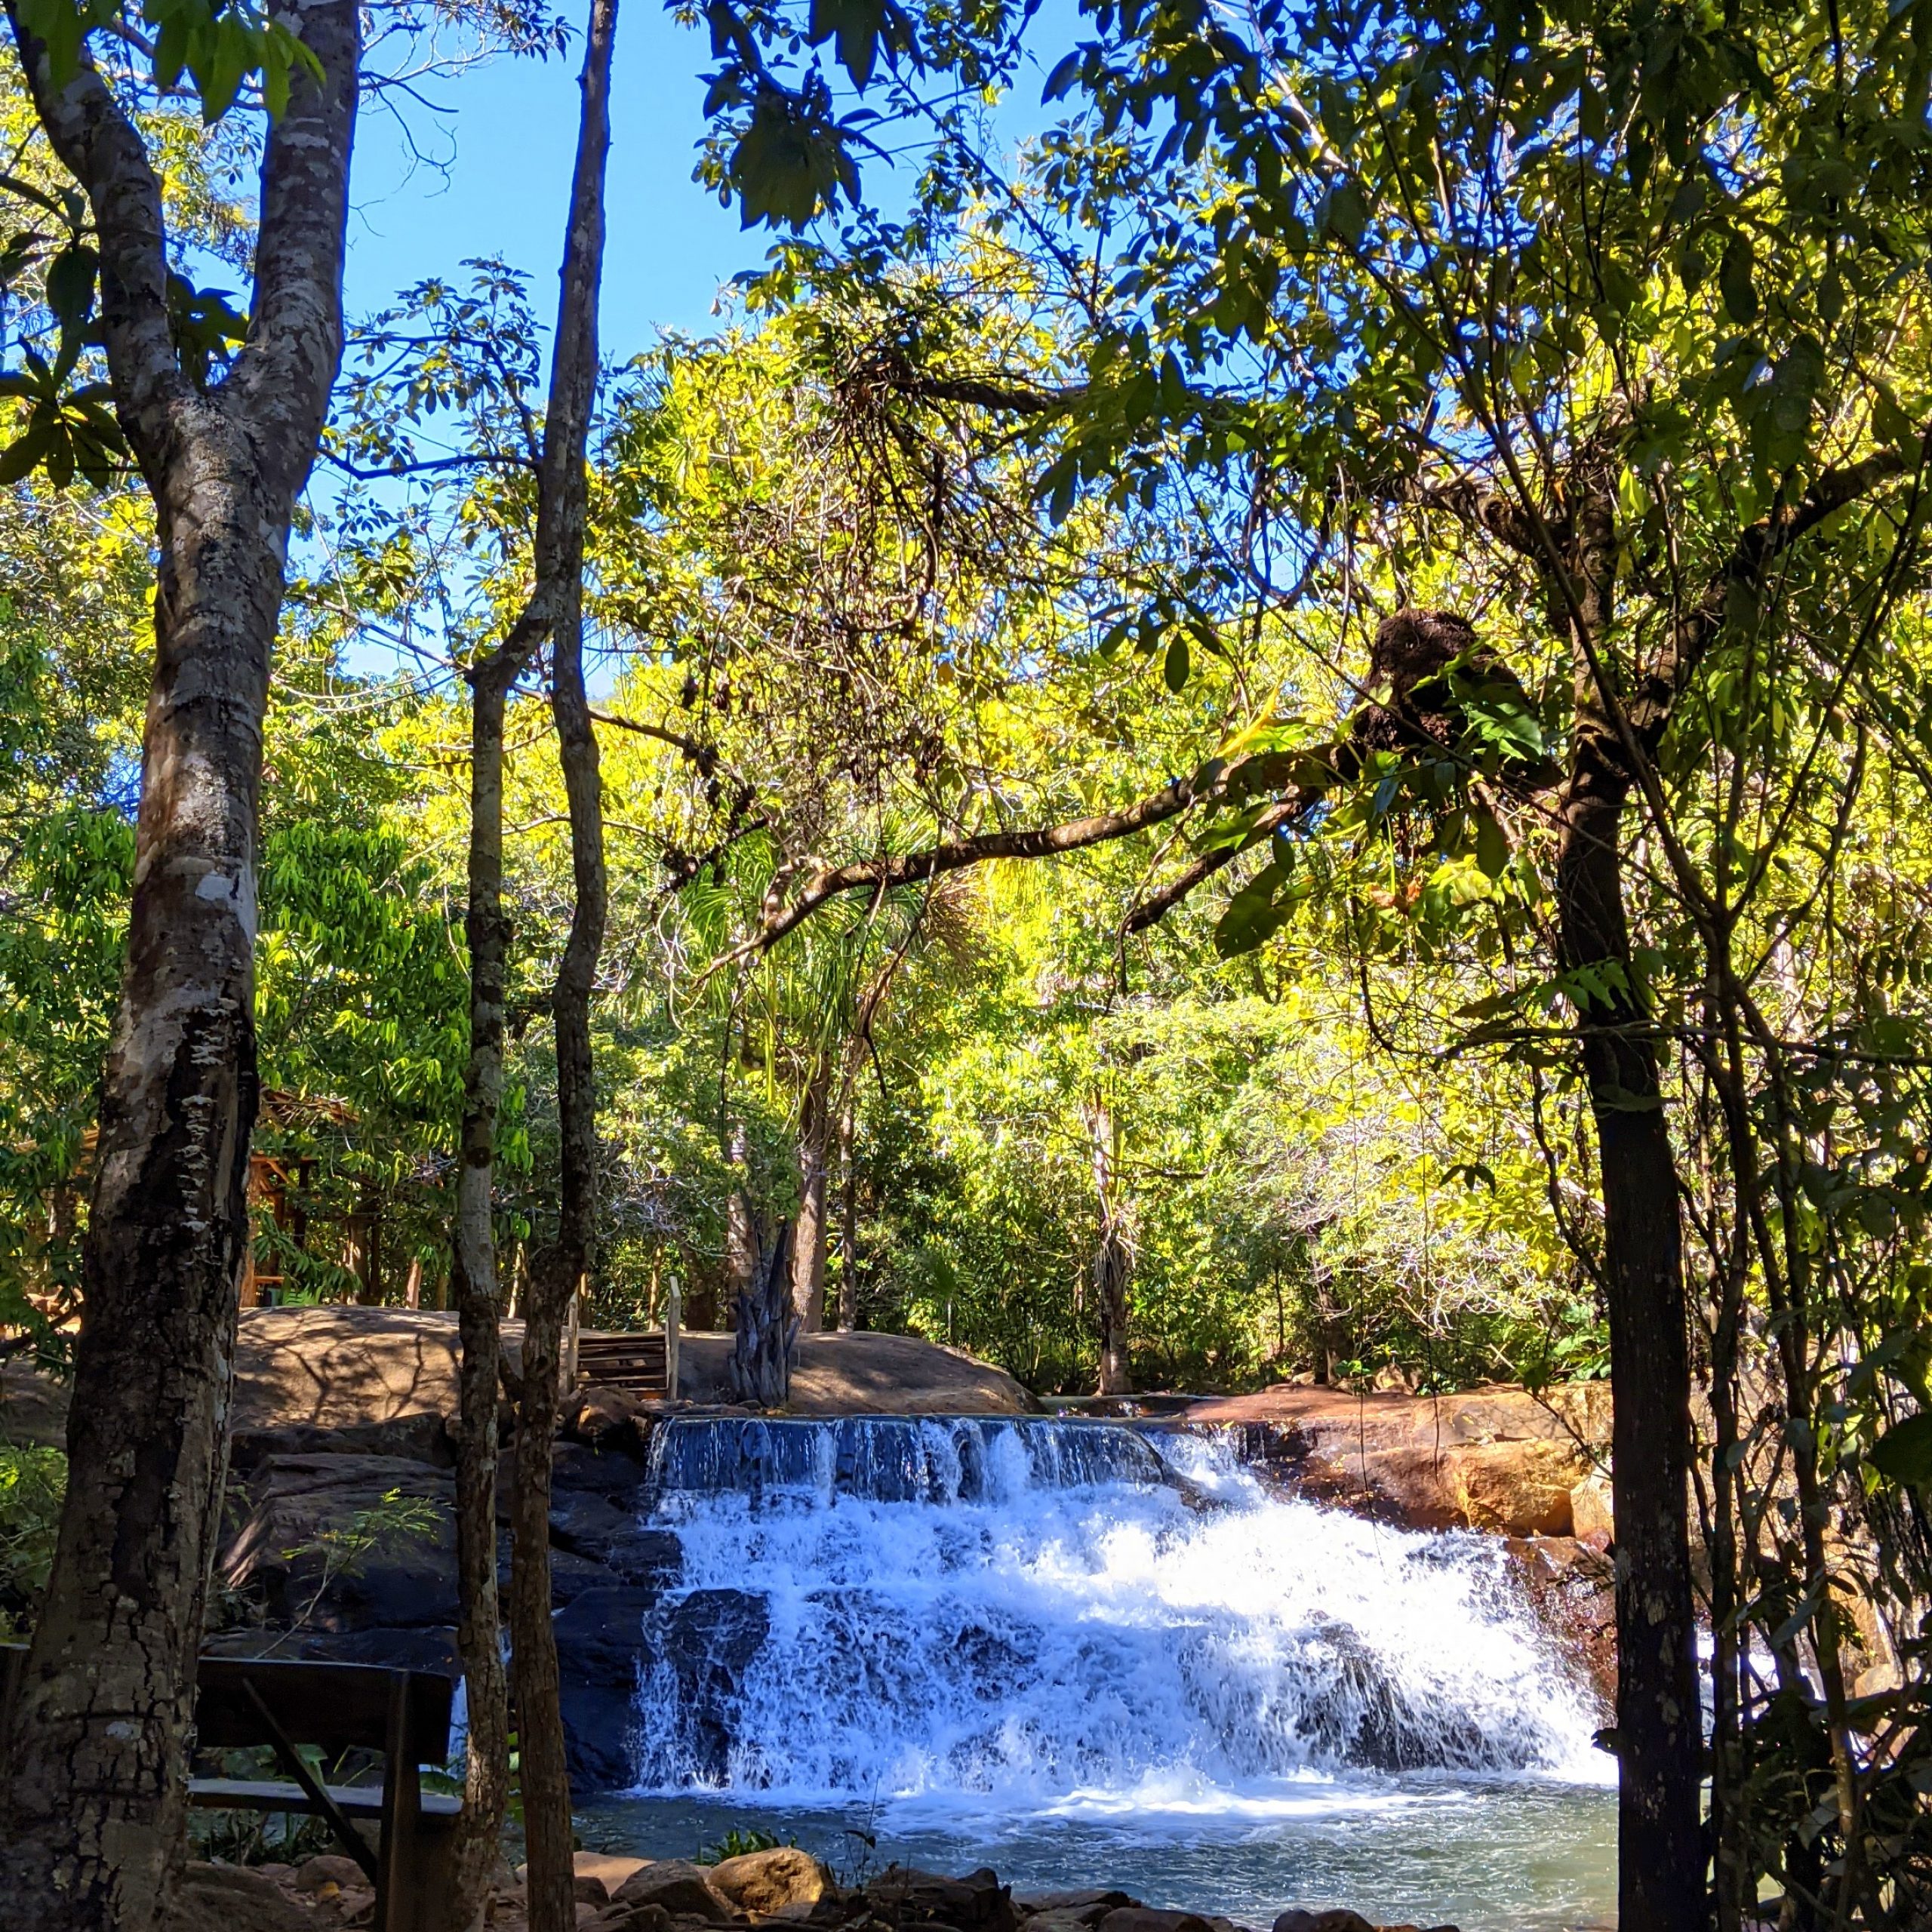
[792,1058,832,1331]
[731,1221,795,1406]
[445,666,518,1932]
[0,5,358,1926]
[725,1121,756,1303]
[836,1089,859,1331]
[1088,1097,1131,1395]
[1554,492,1703,1932]
[494,8,620,1926]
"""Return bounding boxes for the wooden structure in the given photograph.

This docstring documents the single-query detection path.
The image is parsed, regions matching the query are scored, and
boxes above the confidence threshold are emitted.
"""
[568,1291,684,1398]
[573,1283,681,1399]
[2,1647,459,1932]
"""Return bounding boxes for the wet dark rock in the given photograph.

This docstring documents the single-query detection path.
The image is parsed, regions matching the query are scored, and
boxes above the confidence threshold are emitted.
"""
[555,1586,657,1791]
[863,1866,1017,1932]
[1295,1620,1491,1772]
[554,1438,652,1500]
[550,1491,683,1585]
[1097,1911,1213,1932]
[1015,1894,1135,1925]
[637,1588,771,1786]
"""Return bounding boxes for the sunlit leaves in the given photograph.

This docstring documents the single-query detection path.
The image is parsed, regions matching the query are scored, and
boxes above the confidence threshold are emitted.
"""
[14,0,321,125]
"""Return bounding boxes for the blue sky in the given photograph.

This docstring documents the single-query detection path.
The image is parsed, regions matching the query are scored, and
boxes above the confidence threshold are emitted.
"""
[340,2,1072,349]
[343,7,762,352]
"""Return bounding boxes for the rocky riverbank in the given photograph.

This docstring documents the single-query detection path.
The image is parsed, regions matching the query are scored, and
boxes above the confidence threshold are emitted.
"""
[166,1847,1476,1932]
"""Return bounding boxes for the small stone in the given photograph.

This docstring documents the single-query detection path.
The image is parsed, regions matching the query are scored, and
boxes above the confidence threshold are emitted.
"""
[1272,1913,1378,1932]
[604,1908,672,1932]
[295,1856,371,1895]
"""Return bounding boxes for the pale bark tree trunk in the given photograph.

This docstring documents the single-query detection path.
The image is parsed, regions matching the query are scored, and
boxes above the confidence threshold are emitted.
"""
[791,1058,832,1331]
[0,8,359,1928]
[724,1120,756,1304]
[507,3,618,1924]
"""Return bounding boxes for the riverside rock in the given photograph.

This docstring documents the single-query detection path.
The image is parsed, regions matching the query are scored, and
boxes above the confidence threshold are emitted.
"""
[1186,1383,1608,1536]
[706,1847,837,1918]
[611,1860,737,1921]
[864,1866,1019,1932]
[1097,1910,1215,1932]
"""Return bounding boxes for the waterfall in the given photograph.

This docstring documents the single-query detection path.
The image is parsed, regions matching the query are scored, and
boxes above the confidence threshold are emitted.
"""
[626,1416,1606,1812]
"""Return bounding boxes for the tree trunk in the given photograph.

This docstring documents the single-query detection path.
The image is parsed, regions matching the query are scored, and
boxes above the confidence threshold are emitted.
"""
[1553,494,1703,1932]
[347,1178,381,1303]
[444,665,517,1932]
[724,1120,756,1303]
[836,1089,859,1331]
[1088,1097,1131,1395]
[731,1221,796,1406]
[792,1059,832,1331]
[508,0,618,1920]
[0,5,358,1927]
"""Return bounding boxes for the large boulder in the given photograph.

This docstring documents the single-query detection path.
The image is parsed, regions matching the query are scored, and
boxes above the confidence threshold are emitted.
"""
[863,1866,1017,1932]
[611,1860,736,1921]
[706,1847,835,1918]
[1097,1912,1213,1932]
[554,1586,657,1791]
[163,1863,325,1932]
[1183,1383,1605,1535]
[674,1331,1032,1416]
[550,1491,683,1585]
[220,1452,458,1629]
[553,1438,653,1501]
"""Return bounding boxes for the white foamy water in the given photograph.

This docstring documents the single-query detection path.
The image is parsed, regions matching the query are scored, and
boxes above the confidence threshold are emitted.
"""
[626,1417,1609,1809]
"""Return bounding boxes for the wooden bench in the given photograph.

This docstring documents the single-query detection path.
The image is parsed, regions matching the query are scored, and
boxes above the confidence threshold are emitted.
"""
[2,1647,460,1932]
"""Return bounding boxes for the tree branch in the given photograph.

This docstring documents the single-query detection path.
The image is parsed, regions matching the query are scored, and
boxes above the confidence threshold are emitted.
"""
[736,777,1202,957]
[232,0,361,502]
[1631,446,1912,743]
[1122,795,1308,933]
[587,707,717,774]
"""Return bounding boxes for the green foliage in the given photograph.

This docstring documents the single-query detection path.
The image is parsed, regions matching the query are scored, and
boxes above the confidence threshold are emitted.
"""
[696,1826,792,1865]
[0,1443,64,1637]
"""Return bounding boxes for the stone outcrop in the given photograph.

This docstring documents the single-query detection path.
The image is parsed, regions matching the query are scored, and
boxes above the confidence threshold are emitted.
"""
[1183,1381,1610,1537]
[228,1306,1032,1432]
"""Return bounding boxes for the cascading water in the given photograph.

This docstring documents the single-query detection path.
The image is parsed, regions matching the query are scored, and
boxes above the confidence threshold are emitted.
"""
[582,1415,1617,1932]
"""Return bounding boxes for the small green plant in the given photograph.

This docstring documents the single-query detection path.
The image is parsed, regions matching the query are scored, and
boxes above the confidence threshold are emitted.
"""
[279,1487,439,1632]
[0,1443,64,1637]
[696,1827,792,1866]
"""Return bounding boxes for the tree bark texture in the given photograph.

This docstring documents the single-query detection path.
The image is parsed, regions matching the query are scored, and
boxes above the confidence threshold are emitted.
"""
[445,666,517,1932]
[731,1221,796,1407]
[0,6,358,1928]
[792,1059,832,1332]
[509,2,618,1923]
